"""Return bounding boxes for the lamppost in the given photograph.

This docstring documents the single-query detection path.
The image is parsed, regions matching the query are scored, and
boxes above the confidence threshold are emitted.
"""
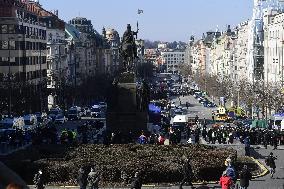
[8,37,15,117]
[39,42,43,112]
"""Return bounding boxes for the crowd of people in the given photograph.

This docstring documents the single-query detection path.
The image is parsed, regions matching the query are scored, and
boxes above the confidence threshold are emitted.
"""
[200,123,283,152]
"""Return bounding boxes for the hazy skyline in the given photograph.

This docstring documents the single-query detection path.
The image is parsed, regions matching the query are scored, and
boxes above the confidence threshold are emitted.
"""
[40,0,254,42]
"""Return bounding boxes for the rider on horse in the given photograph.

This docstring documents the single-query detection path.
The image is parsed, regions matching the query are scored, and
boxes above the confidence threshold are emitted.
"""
[120,24,138,71]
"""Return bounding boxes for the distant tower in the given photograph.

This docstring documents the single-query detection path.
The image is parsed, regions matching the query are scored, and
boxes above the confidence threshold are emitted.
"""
[246,0,265,82]
[102,27,106,38]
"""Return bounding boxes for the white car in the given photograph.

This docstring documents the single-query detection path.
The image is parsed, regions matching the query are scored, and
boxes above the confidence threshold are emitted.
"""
[91,105,102,118]
[55,114,68,124]
[99,102,107,110]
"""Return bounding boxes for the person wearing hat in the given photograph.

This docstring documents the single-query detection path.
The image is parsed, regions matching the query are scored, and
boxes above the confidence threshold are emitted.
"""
[265,152,277,178]
[239,165,252,189]
[33,169,44,189]
[179,157,193,189]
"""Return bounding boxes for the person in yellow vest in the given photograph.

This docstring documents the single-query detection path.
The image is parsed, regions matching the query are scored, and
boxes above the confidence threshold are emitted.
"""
[72,130,77,140]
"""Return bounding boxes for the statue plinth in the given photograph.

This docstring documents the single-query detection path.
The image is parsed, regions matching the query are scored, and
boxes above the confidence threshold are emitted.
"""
[107,73,148,137]
[118,72,135,83]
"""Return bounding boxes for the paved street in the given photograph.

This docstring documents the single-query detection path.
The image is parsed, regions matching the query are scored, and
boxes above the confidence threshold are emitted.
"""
[171,94,215,120]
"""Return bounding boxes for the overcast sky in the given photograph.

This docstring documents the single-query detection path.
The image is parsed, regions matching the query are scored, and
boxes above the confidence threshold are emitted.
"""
[39,0,254,42]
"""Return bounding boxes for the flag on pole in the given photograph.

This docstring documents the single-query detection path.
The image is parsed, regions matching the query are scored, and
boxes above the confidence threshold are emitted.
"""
[138,9,144,14]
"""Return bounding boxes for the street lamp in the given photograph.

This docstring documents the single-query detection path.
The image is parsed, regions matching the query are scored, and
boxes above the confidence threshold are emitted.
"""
[8,37,15,117]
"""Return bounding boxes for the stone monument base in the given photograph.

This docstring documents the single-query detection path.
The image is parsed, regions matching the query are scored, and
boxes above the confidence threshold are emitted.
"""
[107,73,148,136]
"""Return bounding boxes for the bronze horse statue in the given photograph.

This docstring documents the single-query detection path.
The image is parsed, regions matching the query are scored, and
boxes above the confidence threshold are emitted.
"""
[120,44,136,72]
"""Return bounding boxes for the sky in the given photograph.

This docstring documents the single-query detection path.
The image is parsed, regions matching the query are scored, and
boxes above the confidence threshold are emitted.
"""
[39,0,254,42]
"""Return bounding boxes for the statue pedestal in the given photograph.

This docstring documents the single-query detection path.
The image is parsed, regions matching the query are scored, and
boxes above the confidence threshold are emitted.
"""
[107,73,148,137]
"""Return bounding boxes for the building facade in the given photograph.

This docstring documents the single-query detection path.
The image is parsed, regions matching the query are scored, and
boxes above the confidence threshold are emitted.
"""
[69,17,97,82]
[161,50,185,74]
[0,0,47,113]
[234,21,249,80]
[263,9,284,84]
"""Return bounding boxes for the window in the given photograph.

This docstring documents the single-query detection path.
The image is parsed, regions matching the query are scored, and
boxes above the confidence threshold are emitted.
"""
[0,57,9,63]
[1,41,8,49]
[8,25,15,34]
[9,41,15,50]
[25,26,29,35]
[10,57,15,63]
[1,25,8,33]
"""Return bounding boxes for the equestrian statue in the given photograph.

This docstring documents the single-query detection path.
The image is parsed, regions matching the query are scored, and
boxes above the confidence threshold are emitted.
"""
[120,23,139,72]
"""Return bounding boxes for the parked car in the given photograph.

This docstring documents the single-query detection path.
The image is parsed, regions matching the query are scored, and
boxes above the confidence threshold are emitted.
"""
[23,114,38,130]
[99,102,107,110]
[0,117,25,130]
[68,106,83,120]
[55,114,68,124]
[83,107,91,116]
[34,112,48,123]
[91,105,102,118]
[49,107,63,121]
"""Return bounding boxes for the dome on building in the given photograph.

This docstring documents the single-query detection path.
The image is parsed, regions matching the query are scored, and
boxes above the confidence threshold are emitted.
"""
[106,28,118,35]
[105,28,119,41]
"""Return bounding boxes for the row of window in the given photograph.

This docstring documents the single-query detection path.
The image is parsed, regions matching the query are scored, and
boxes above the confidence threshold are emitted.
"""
[167,65,179,68]
[0,24,47,40]
[0,56,47,66]
[165,58,185,61]
[0,70,47,82]
[0,41,46,50]
[165,61,183,64]
[163,54,185,57]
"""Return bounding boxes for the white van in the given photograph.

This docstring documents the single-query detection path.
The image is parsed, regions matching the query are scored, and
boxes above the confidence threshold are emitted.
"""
[280,120,284,131]
[172,115,188,131]
[273,114,284,130]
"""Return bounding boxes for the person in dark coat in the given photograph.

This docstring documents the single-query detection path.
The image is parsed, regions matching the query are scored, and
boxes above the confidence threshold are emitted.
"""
[77,167,88,189]
[239,165,252,189]
[33,170,44,189]
[244,136,250,156]
[130,172,142,189]
[179,157,193,189]
[265,152,277,178]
